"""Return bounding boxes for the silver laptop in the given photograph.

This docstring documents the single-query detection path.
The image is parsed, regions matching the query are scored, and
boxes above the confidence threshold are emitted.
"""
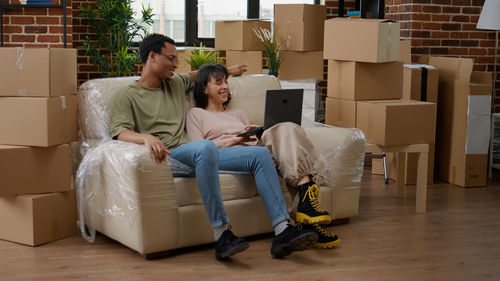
[237,88,304,137]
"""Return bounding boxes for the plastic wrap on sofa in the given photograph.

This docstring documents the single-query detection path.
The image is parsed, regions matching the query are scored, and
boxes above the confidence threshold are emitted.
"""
[75,140,191,242]
[78,77,138,140]
[305,123,366,188]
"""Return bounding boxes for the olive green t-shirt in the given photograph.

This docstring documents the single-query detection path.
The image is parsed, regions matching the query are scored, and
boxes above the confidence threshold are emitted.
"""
[110,73,193,150]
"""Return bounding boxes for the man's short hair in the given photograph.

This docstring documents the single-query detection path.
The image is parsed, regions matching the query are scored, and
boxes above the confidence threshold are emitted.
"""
[139,33,176,64]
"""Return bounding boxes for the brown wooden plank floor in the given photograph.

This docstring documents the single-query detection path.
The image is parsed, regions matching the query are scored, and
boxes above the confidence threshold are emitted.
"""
[1,170,500,281]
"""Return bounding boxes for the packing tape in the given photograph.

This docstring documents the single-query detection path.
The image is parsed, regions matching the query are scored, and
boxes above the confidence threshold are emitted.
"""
[336,100,343,126]
[18,90,28,96]
[16,47,24,71]
[385,22,393,61]
[336,62,343,97]
[420,67,428,102]
[455,59,463,81]
[60,96,67,109]
[367,103,374,141]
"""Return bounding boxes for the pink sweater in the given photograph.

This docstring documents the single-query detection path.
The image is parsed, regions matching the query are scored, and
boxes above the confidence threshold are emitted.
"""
[186,107,258,147]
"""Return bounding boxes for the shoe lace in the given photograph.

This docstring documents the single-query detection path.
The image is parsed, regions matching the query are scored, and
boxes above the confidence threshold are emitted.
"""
[313,224,336,238]
[302,184,327,212]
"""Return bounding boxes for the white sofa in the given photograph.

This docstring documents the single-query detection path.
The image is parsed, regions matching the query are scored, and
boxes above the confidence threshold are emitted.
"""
[74,74,366,256]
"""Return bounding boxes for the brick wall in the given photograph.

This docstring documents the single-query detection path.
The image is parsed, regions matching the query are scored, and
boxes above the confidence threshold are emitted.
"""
[384,0,499,112]
[1,0,72,48]
[72,0,99,85]
[319,0,356,120]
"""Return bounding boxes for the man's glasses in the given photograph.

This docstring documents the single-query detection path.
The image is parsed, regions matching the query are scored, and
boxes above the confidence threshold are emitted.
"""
[159,53,180,65]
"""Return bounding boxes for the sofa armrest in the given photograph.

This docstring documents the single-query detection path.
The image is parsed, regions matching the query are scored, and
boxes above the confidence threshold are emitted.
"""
[76,140,178,244]
[304,124,366,188]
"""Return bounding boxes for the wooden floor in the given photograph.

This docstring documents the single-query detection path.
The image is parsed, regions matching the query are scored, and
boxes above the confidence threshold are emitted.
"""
[2,170,500,281]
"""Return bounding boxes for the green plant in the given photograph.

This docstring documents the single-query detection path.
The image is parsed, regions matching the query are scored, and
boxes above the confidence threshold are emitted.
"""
[79,0,154,77]
[253,27,281,75]
[180,42,223,70]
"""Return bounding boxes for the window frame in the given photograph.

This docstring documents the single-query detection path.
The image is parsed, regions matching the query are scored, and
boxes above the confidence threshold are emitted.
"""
[175,0,321,47]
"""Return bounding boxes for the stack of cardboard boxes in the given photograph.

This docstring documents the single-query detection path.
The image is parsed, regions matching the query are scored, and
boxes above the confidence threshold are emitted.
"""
[215,19,269,74]
[372,40,440,185]
[273,4,325,80]
[324,19,437,166]
[214,4,325,79]
[423,56,492,187]
[0,47,78,246]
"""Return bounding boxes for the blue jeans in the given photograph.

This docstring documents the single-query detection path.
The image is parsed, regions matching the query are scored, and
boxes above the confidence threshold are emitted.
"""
[169,140,290,229]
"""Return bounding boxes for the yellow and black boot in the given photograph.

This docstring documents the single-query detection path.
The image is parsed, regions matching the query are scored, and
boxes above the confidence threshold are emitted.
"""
[305,223,340,249]
[295,182,332,225]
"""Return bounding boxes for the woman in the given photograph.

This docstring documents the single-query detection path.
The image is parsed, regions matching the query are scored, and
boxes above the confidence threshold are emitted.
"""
[186,64,339,249]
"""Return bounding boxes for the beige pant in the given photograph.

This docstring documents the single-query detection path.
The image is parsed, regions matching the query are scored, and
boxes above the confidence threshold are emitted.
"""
[258,122,326,214]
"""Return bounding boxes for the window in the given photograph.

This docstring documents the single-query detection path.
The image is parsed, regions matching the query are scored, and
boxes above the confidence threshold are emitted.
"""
[198,0,247,39]
[132,0,186,43]
[260,0,316,22]
[133,0,322,46]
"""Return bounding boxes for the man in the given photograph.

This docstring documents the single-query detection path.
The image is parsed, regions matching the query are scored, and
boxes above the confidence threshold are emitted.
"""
[110,33,318,260]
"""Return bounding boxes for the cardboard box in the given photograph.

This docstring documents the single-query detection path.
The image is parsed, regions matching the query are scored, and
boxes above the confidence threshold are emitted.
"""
[325,97,357,128]
[324,18,400,63]
[274,4,326,51]
[278,51,323,80]
[356,100,436,146]
[372,144,436,185]
[402,64,439,103]
[399,40,411,64]
[0,190,76,246]
[0,96,78,147]
[0,48,77,97]
[327,60,403,100]
[0,144,71,196]
[215,20,271,51]
[226,51,263,74]
[176,48,194,73]
[424,57,492,187]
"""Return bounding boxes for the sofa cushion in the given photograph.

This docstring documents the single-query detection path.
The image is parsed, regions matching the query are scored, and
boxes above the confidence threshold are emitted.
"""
[227,74,281,125]
[174,174,258,206]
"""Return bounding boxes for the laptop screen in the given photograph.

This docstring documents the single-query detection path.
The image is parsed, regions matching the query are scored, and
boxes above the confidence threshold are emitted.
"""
[263,89,304,130]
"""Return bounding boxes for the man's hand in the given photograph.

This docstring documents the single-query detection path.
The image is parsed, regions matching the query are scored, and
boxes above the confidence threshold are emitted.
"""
[116,130,171,164]
[228,64,248,77]
[142,134,170,164]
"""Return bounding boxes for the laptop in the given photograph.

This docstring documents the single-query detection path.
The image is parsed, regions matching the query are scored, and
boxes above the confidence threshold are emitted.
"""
[237,88,304,137]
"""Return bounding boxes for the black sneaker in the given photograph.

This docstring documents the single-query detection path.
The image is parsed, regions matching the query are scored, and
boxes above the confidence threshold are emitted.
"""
[215,229,249,260]
[305,223,340,249]
[270,224,318,257]
[296,182,332,225]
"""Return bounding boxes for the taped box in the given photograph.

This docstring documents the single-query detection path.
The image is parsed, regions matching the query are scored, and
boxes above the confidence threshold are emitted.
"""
[423,56,492,187]
[325,97,356,128]
[274,4,326,51]
[0,96,78,147]
[0,190,76,246]
[327,60,403,100]
[226,51,263,74]
[279,51,324,80]
[324,18,400,63]
[0,144,72,196]
[215,20,271,51]
[356,100,436,146]
[0,48,77,97]
[402,64,439,103]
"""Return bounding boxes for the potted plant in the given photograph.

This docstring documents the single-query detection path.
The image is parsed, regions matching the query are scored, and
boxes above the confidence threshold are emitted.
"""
[253,27,281,77]
[180,42,223,70]
[79,0,154,77]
